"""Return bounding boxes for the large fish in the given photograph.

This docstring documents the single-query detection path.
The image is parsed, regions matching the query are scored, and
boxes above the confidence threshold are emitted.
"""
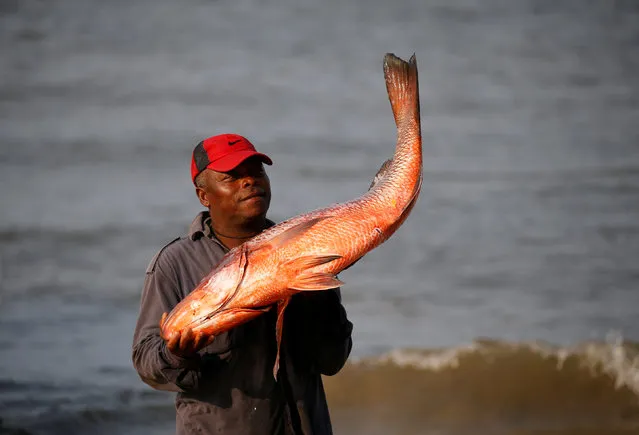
[161,53,422,378]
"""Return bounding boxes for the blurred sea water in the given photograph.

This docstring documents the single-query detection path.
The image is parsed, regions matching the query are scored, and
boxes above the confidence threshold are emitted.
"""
[1,0,639,434]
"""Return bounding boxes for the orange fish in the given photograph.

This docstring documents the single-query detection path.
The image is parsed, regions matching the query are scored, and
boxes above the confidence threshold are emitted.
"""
[161,53,422,378]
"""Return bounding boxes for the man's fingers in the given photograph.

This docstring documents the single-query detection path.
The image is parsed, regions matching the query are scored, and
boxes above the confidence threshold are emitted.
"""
[200,333,214,348]
[191,331,214,352]
[167,331,180,352]
[193,332,205,350]
[165,327,213,357]
[179,328,193,353]
[160,312,168,328]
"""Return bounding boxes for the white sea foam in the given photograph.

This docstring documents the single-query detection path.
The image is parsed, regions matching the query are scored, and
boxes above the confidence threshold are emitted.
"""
[352,334,639,397]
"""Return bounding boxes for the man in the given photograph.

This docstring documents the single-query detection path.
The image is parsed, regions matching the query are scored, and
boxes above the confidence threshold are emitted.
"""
[132,133,353,435]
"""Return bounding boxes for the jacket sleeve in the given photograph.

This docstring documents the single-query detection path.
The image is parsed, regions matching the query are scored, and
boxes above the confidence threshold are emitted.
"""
[132,263,203,392]
[286,289,353,376]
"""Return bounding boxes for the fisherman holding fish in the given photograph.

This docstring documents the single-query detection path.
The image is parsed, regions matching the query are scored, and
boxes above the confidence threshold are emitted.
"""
[132,133,354,434]
[133,53,421,435]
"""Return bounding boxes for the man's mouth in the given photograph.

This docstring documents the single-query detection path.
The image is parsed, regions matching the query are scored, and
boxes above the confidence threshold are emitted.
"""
[242,191,265,201]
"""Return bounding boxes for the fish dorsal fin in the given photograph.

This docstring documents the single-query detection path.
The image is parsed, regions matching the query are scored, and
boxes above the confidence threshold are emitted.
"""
[369,159,393,190]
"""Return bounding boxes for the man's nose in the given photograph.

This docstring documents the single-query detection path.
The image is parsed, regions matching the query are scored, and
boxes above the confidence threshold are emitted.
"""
[241,176,256,188]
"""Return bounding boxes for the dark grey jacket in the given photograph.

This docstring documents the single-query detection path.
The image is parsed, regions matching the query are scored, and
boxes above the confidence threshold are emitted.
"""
[132,212,353,435]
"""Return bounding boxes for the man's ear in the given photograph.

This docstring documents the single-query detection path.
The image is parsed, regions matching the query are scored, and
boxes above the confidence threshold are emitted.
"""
[195,186,210,208]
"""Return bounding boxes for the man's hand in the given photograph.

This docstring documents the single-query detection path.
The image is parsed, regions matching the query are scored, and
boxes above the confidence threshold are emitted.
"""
[160,312,214,358]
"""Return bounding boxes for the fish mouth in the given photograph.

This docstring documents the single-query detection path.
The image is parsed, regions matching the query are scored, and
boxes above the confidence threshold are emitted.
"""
[197,306,274,335]
[162,305,274,340]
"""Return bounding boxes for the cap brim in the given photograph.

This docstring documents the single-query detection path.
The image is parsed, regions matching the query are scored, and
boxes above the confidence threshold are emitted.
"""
[207,151,273,173]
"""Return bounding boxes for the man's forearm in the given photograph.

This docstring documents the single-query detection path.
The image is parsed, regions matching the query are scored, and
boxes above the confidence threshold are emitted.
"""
[132,332,203,392]
[133,265,204,392]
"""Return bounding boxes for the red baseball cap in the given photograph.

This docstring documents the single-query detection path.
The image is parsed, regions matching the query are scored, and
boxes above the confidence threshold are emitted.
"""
[190,134,273,184]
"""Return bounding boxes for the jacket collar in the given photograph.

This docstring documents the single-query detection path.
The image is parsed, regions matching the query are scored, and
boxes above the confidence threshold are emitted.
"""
[188,211,214,240]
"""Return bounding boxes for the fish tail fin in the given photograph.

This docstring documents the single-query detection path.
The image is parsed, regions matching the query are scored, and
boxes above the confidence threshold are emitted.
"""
[383,53,420,129]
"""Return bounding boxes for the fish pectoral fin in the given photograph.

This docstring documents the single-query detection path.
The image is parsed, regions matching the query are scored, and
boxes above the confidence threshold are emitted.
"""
[289,273,344,291]
[283,254,343,290]
[273,297,291,380]
[284,253,342,270]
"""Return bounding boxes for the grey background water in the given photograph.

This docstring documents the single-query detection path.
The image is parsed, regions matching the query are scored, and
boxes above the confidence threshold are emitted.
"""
[1,0,638,433]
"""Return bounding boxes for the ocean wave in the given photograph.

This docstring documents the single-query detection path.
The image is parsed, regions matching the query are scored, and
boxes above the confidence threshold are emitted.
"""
[324,337,639,434]
[346,335,639,395]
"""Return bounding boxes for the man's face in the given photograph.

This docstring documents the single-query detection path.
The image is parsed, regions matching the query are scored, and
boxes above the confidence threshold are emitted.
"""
[196,157,271,225]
